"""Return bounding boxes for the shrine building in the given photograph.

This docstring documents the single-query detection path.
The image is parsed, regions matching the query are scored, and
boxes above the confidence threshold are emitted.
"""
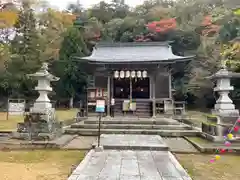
[79,42,194,117]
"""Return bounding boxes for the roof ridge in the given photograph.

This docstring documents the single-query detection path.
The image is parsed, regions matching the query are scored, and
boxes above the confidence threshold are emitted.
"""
[96,41,173,47]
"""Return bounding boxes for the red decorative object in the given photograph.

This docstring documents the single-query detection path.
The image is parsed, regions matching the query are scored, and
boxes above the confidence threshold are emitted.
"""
[220,149,226,154]
[237,119,240,123]
[234,126,239,132]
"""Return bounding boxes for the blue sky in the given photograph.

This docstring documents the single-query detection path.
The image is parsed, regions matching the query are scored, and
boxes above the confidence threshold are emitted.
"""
[48,0,145,9]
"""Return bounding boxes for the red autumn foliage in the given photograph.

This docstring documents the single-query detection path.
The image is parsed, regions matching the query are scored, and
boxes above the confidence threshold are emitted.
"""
[202,15,212,26]
[146,18,177,33]
[201,15,220,36]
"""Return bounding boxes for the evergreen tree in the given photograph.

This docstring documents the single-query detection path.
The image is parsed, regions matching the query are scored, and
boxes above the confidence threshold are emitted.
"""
[53,22,90,106]
[6,1,42,97]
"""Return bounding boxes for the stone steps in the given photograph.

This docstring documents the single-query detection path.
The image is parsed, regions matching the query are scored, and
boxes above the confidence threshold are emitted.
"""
[64,128,199,136]
[71,123,191,130]
[113,113,152,118]
[84,119,180,125]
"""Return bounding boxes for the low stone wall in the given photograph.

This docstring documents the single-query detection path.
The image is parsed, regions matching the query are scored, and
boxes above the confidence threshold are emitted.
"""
[185,136,240,154]
[174,116,200,127]
[201,123,217,136]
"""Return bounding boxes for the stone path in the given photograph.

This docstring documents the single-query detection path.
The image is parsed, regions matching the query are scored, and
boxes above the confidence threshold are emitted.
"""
[68,134,192,180]
[92,134,169,151]
[69,150,191,180]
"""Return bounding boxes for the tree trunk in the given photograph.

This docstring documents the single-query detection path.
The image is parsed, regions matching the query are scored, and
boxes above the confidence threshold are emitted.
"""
[69,97,73,109]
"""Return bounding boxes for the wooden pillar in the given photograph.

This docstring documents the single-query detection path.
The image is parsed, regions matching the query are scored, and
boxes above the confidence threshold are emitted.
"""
[169,71,172,99]
[130,77,132,100]
[166,68,174,115]
[111,77,114,99]
[152,74,156,118]
[107,74,111,117]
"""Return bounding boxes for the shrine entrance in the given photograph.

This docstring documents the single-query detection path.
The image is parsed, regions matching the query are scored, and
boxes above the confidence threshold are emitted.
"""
[113,78,150,99]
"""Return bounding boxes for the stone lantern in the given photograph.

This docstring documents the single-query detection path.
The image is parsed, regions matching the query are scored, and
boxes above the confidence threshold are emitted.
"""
[204,63,240,141]
[14,63,62,140]
[29,63,59,112]
[210,63,240,116]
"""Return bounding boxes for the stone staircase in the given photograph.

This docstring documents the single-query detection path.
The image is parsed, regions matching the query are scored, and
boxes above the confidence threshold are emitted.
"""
[64,117,199,136]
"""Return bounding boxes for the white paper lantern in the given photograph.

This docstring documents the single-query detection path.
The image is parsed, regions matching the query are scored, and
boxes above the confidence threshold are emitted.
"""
[125,71,130,78]
[142,70,147,78]
[120,70,125,78]
[131,71,136,78]
[114,71,119,78]
[137,71,142,78]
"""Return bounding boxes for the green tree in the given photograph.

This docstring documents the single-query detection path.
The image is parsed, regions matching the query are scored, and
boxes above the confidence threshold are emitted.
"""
[53,23,90,107]
[5,1,42,97]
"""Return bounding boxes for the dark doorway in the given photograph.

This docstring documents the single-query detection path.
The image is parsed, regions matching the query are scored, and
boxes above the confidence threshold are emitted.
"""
[113,78,130,99]
[132,78,150,99]
[113,78,150,99]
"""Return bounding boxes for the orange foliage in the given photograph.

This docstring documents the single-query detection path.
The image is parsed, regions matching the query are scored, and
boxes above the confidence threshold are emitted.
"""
[201,15,220,36]
[0,10,18,28]
[52,10,76,25]
[146,18,177,33]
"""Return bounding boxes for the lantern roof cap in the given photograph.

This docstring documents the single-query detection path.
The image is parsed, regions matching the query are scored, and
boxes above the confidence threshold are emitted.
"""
[209,65,240,79]
[28,63,59,81]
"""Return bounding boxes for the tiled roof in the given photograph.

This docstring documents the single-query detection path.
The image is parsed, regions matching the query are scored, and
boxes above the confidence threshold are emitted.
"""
[79,42,194,64]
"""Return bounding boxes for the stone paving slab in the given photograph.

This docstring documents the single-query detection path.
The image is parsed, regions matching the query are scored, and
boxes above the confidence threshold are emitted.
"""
[92,134,169,151]
[63,136,97,150]
[68,149,192,180]
[163,137,199,153]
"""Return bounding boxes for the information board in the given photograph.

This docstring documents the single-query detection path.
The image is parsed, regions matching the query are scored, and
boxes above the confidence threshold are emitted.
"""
[95,100,105,113]
[8,102,25,115]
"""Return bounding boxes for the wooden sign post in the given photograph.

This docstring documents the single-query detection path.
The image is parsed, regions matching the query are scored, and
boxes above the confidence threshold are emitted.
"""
[95,99,105,147]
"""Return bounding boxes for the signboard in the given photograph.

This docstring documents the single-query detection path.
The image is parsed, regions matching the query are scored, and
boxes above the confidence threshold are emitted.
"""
[95,100,105,113]
[8,102,25,115]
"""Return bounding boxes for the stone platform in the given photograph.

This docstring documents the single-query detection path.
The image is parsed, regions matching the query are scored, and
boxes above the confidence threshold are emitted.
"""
[68,150,191,180]
[92,134,169,151]
[65,117,199,136]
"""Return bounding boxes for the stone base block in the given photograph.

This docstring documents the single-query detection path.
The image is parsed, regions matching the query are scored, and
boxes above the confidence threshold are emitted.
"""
[15,120,62,141]
[12,132,57,141]
[214,103,235,110]
[32,102,52,110]
[212,109,239,117]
